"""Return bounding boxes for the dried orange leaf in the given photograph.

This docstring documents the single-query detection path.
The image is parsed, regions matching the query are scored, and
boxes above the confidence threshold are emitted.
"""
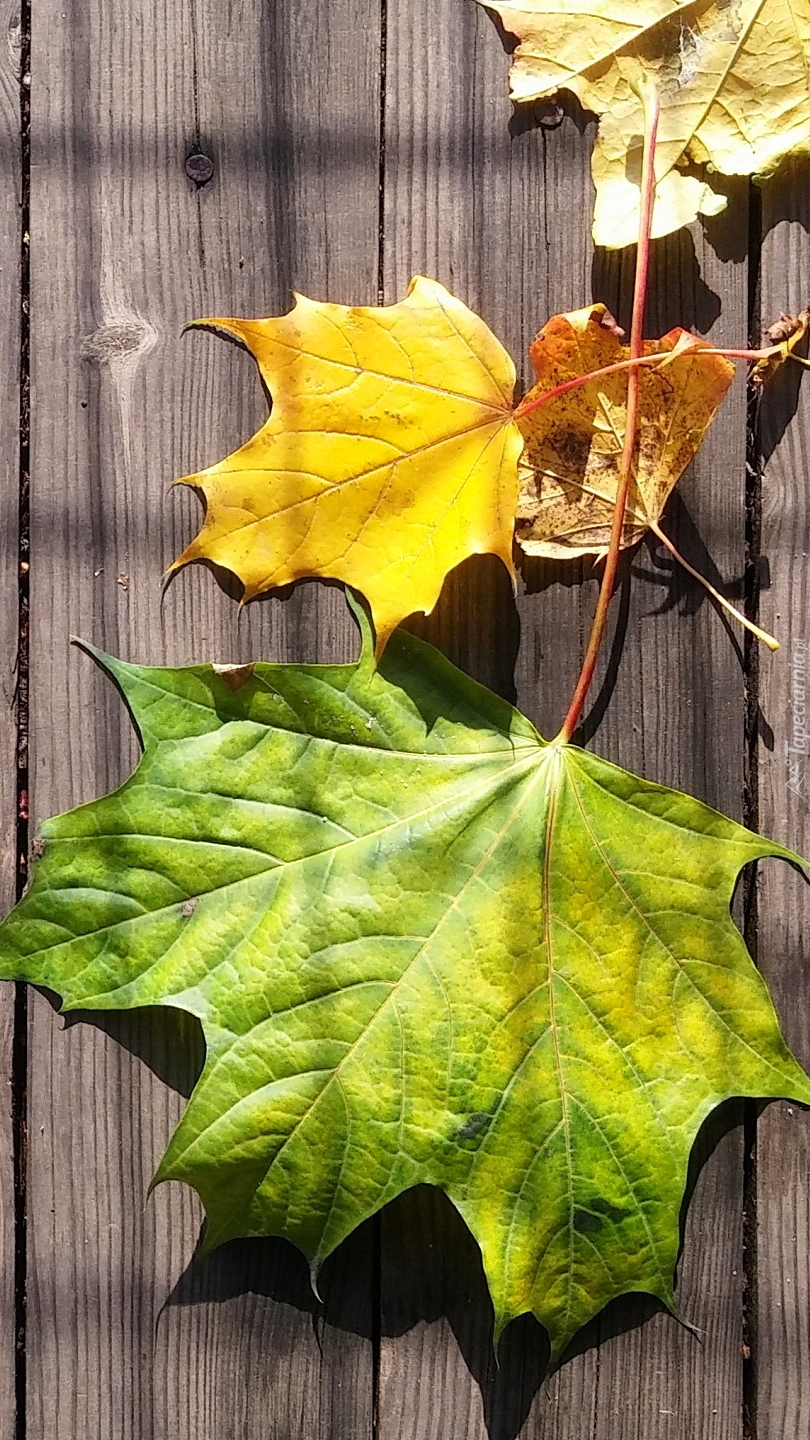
[515,304,734,559]
[173,277,524,653]
[752,307,810,387]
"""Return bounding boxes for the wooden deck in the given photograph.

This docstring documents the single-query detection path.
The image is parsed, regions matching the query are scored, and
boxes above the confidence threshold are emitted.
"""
[0,0,808,1434]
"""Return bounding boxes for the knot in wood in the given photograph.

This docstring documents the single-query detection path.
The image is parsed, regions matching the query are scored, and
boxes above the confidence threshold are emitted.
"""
[80,321,156,365]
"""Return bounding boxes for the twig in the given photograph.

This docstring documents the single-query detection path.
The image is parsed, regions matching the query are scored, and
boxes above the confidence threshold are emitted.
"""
[649,518,779,651]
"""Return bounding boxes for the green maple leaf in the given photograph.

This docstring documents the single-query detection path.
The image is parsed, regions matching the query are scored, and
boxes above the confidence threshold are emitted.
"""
[2,603,808,1362]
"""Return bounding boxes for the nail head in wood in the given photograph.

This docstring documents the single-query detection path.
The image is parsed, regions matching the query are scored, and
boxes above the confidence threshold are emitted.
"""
[185,152,214,185]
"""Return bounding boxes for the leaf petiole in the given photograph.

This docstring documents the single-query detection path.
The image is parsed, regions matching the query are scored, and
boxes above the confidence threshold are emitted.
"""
[512,342,801,425]
[556,80,660,745]
[513,351,677,421]
[648,518,779,651]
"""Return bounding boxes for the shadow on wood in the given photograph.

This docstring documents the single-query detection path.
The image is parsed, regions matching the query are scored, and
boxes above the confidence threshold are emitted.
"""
[42,988,205,1098]
[758,334,810,466]
[136,1102,745,1440]
[593,228,722,336]
[631,498,779,754]
[163,1220,375,1351]
[166,550,522,695]
[518,554,633,746]
[636,495,751,628]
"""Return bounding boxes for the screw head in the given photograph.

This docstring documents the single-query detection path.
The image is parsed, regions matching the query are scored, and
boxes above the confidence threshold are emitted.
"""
[534,100,564,129]
[185,152,215,185]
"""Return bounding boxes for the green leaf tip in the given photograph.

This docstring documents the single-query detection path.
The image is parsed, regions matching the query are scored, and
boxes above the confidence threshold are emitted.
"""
[1,630,808,1362]
[344,585,376,666]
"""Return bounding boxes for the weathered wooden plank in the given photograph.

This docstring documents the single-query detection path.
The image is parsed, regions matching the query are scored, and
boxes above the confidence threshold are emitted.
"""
[379,2,753,1434]
[0,0,21,1432]
[754,159,810,1440]
[27,0,379,1435]
[576,221,753,1440]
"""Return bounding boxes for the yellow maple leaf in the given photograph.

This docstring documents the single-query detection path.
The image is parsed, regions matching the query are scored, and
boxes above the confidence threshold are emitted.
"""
[515,304,735,557]
[172,277,523,653]
[478,0,810,246]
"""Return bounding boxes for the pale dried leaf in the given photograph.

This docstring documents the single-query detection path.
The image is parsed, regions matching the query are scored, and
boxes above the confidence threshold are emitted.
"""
[478,0,810,246]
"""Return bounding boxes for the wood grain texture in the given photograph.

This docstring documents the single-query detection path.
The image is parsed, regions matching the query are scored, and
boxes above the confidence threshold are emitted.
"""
[379,2,754,1435]
[26,0,379,1434]
[754,159,810,1440]
[0,0,20,1432]
[21,0,810,1434]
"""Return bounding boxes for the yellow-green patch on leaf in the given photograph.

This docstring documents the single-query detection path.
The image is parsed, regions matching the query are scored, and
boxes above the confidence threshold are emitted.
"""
[0,624,808,1364]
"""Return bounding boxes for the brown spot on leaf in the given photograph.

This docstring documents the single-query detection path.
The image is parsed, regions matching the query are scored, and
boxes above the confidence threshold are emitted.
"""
[598,309,625,339]
[454,1112,492,1142]
[547,427,592,474]
[573,1208,603,1234]
[212,662,256,692]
